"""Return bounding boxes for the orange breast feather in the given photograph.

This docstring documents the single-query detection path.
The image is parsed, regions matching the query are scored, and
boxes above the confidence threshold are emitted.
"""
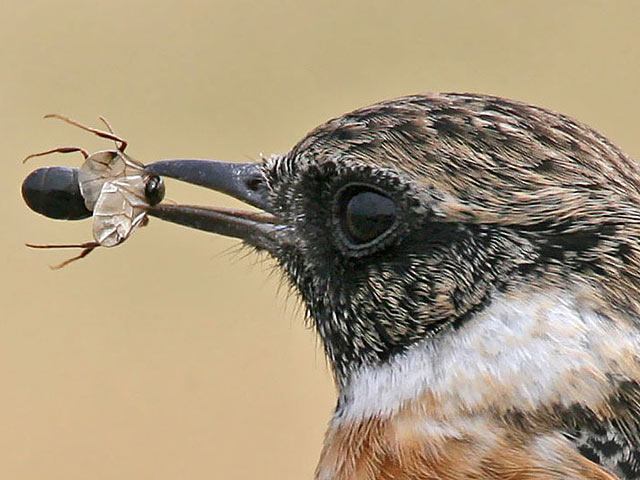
[315,409,618,480]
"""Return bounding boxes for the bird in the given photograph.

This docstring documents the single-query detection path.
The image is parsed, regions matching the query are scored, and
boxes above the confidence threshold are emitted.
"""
[142,92,640,479]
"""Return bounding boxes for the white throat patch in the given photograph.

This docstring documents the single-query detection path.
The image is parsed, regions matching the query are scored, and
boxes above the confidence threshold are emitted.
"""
[335,289,640,425]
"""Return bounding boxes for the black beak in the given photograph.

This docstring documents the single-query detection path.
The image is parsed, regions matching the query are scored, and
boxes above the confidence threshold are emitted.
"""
[145,159,278,248]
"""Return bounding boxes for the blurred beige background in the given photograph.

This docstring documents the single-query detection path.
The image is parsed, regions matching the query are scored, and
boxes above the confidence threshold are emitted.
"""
[2,1,640,479]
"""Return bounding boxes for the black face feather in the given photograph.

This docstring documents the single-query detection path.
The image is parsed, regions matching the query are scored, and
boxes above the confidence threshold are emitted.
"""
[261,149,539,382]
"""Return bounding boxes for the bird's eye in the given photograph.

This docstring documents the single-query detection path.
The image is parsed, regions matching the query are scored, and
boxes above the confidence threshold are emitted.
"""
[144,175,165,206]
[337,185,398,248]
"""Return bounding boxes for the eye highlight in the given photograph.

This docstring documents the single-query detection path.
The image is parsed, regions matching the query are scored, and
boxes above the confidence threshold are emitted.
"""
[337,185,398,250]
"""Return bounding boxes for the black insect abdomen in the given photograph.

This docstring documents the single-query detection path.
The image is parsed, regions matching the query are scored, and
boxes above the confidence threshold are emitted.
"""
[22,166,91,220]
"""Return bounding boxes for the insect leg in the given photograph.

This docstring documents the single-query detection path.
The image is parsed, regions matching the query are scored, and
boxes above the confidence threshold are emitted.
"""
[25,242,100,269]
[44,114,128,152]
[23,147,89,164]
[25,242,100,249]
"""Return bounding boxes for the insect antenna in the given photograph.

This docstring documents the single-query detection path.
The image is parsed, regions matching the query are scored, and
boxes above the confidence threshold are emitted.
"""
[44,113,128,152]
[25,241,100,269]
[99,116,115,134]
[98,116,121,150]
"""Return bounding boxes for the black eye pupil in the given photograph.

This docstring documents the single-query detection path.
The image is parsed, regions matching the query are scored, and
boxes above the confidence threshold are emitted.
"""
[144,175,165,206]
[342,189,396,245]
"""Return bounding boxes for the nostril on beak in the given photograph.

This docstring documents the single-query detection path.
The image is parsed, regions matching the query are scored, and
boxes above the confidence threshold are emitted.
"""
[246,177,264,192]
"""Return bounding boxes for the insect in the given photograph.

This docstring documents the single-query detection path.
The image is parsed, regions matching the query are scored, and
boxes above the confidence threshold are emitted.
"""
[23,114,165,268]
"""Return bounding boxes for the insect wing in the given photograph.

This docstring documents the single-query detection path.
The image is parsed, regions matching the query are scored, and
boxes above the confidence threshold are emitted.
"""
[78,151,120,209]
[78,151,146,210]
[92,176,149,247]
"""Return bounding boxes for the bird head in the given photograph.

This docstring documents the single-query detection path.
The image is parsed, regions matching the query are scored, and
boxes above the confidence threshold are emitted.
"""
[147,93,640,388]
